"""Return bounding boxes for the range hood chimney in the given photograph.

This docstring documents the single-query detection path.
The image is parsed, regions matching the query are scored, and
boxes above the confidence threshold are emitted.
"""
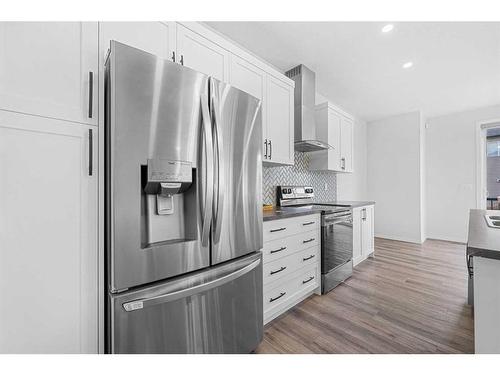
[285,65,330,152]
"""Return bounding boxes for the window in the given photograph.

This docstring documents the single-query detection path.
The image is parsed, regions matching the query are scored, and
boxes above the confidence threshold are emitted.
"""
[487,138,500,157]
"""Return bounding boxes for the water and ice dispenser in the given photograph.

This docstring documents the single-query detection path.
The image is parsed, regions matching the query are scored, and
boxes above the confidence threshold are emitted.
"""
[142,159,192,215]
[141,159,197,248]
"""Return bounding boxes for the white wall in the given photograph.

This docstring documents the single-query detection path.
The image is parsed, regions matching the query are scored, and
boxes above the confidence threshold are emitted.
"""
[315,92,368,201]
[367,111,424,243]
[426,105,500,243]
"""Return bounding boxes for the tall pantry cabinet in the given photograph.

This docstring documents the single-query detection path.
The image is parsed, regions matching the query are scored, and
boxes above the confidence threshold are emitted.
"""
[0,22,99,353]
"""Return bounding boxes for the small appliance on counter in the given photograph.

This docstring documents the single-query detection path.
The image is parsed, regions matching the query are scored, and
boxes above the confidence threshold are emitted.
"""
[277,186,353,294]
[105,41,263,353]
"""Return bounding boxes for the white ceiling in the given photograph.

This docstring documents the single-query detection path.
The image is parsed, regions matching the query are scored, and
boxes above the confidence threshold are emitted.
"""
[205,22,500,122]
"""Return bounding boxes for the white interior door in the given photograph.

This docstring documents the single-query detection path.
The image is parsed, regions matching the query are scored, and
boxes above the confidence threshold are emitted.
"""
[176,23,229,82]
[266,75,294,165]
[0,111,98,353]
[0,22,98,125]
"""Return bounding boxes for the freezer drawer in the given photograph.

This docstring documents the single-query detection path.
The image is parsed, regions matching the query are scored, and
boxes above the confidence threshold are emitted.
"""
[108,252,263,354]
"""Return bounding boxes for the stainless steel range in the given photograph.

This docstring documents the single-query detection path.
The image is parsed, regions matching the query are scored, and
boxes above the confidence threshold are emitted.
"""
[278,186,353,294]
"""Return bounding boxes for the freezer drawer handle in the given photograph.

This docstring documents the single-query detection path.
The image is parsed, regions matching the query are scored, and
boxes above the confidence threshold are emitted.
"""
[269,292,286,303]
[302,221,315,226]
[303,238,315,244]
[303,254,315,261]
[302,276,315,284]
[122,258,261,312]
[270,246,287,254]
[270,266,286,275]
[270,227,286,233]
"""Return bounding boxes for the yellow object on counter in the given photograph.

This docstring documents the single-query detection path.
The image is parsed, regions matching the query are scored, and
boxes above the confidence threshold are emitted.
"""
[263,204,274,211]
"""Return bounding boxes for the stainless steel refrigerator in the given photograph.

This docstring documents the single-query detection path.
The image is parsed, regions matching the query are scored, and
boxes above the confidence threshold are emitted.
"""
[105,41,263,354]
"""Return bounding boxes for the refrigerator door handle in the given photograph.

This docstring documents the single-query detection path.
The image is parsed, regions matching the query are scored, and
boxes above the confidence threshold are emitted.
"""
[211,82,224,245]
[122,258,261,311]
[200,93,214,247]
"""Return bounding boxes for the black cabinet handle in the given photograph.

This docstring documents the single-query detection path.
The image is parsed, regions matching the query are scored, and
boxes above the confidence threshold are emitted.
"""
[269,292,286,303]
[269,140,272,159]
[264,139,268,159]
[302,221,315,226]
[88,71,94,118]
[303,254,315,261]
[88,129,93,176]
[302,276,315,284]
[270,246,287,254]
[171,51,176,62]
[270,266,286,275]
[303,238,315,244]
[270,227,286,233]
[180,55,184,66]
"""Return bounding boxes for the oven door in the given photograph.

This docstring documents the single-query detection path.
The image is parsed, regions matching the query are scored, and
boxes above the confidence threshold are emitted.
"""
[321,212,353,274]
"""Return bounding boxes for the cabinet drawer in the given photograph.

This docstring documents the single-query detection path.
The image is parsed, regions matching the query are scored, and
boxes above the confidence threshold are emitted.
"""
[263,264,319,314]
[263,245,319,285]
[263,214,319,242]
[262,229,319,263]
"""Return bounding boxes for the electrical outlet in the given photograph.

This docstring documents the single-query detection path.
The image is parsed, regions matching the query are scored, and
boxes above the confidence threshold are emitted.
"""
[324,182,328,191]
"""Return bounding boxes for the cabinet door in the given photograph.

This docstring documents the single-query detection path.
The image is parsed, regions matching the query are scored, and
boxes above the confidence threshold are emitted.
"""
[176,23,229,82]
[340,116,354,172]
[361,206,374,257]
[0,22,98,125]
[328,108,342,171]
[99,22,175,63]
[266,75,294,165]
[352,207,363,265]
[0,111,98,353]
[229,55,267,159]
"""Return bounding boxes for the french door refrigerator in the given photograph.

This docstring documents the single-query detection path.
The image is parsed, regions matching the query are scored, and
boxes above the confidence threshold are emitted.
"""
[105,41,263,354]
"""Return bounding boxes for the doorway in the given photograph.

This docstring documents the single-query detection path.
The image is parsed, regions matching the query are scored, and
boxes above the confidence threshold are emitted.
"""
[476,120,500,210]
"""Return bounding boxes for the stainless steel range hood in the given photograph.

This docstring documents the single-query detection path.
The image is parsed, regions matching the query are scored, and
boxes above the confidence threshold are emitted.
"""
[285,65,331,152]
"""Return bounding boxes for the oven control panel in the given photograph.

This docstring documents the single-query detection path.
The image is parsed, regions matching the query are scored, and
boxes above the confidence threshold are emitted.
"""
[278,185,314,205]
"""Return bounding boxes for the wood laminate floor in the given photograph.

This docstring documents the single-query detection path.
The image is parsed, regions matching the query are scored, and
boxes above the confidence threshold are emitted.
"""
[256,238,474,354]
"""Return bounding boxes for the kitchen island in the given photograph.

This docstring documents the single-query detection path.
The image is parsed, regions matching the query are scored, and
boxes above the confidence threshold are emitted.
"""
[467,209,500,353]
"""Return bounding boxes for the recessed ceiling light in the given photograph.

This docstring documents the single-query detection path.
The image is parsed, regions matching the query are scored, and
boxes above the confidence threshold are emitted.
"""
[402,61,413,69]
[382,24,394,33]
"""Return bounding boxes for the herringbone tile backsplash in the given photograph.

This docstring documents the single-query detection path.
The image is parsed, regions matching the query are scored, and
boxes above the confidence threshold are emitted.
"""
[263,152,337,205]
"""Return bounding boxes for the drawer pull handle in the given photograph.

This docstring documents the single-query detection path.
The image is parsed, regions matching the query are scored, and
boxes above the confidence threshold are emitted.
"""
[270,246,287,254]
[303,238,315,244]
[302,276,315,284]
[269,292,286,303]
[303,254,315,261]
[270,266,287,275]
[270,227,286,233]
[302,221,315,226]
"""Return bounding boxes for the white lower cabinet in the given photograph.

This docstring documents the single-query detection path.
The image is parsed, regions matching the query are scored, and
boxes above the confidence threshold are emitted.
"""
[353,205,375,266]
[0,111,98,353]
[262,214,321,324]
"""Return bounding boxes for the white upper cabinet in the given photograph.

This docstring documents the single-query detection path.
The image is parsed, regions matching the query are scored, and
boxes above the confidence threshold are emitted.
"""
[176,23,229,82]
[340,116,354,172]
[309,102,354,173]
[0,22,98,125]
[229,55,266,101]
[0,111,98,353]
[265,75,294,165]
[99,22,175,63]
